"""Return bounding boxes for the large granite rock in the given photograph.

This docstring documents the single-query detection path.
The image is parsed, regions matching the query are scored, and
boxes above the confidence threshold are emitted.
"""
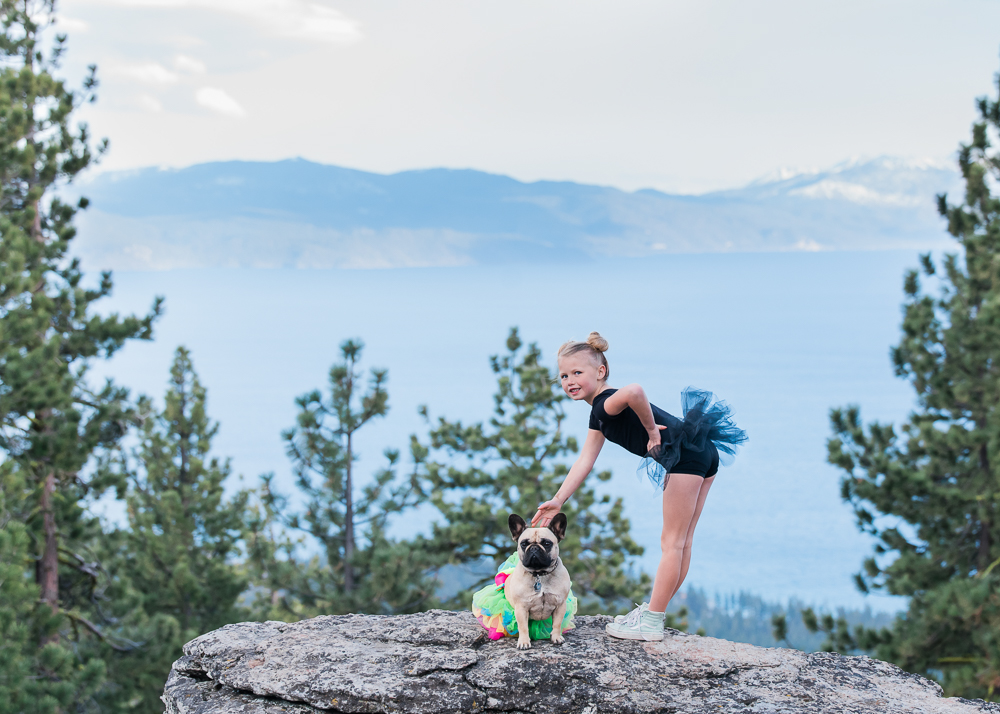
[163,610,999,714]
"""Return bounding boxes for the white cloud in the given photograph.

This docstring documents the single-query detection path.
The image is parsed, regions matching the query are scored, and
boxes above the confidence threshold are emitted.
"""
[82,0,362,43]
[791,238,825,252]
[271,2,361,43]
[174,54,206,74]
[195,87,245,118]
[55,15,90,32]
[136,94,163,112]
[111,61,179,85]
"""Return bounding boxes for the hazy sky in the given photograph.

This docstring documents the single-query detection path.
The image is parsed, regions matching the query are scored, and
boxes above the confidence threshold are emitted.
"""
[58,0,1000,193]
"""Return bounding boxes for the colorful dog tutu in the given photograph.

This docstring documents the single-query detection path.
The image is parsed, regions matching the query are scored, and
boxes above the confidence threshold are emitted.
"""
[472,552,578,640]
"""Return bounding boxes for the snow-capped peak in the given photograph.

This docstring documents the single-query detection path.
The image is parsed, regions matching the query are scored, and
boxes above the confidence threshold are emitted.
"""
[731,155,960,207]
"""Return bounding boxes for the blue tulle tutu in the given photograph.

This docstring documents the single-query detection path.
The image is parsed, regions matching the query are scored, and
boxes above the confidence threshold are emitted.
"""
[637,387,747,489]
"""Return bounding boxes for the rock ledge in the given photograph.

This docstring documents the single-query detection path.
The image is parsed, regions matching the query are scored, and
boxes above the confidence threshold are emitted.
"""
[163,610,998,713]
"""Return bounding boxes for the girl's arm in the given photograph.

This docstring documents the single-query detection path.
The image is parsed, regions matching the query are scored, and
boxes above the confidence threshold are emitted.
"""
[531,429,606,527]
[601,383,664,452]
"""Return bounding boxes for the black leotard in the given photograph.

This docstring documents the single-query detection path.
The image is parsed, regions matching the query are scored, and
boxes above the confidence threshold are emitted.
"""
[589,388,672,458]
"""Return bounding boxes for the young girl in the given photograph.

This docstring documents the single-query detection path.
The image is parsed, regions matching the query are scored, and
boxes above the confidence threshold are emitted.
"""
[531,332,747,641]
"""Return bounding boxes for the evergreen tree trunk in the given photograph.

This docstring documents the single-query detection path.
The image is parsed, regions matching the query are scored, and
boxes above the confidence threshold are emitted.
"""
[979,439,992,573]
[39,470,59,617]
[27,40,54,619]
[345,432,355,594]
[177,380,194,633]
[36,404,59,639]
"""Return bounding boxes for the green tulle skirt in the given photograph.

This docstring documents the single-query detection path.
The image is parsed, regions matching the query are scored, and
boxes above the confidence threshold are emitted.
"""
[471,552,577,640]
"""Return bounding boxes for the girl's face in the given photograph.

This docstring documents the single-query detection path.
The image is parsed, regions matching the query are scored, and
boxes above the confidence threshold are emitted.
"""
[558,353,606,403]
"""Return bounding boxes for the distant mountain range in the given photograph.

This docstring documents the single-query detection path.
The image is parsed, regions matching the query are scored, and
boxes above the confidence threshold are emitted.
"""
[72,156,964,270]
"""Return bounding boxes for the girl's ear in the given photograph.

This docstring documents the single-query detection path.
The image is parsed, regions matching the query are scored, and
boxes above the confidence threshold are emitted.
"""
[598,365,607,380]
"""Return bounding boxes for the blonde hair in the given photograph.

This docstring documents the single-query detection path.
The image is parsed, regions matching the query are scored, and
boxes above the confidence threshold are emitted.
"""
[557,331,610,380]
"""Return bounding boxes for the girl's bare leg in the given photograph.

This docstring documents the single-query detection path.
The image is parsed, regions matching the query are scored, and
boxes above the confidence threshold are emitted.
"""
[669,475,714,602]
[648,473,704,612]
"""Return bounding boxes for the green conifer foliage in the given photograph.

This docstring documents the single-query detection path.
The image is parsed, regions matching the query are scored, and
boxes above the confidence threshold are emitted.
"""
[821,67,1000,698]
[0,465,102,714]
[414,329,650,613]
[259,339,435,617]
[0,1,158,709]
[96,347,251,712]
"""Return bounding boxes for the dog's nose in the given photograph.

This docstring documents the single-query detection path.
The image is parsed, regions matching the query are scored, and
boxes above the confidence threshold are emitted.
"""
[526,546,549,567]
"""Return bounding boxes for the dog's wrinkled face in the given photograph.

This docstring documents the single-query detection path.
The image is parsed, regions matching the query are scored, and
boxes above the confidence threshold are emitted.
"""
[509,513,567,571]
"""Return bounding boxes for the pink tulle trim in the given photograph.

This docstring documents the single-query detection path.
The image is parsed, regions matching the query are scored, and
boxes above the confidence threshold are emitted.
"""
[486,628,505,640]
[494,572,508,586]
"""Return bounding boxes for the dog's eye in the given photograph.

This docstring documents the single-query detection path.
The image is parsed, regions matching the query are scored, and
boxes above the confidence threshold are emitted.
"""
[541,539,552,548]
[520,540,529,549]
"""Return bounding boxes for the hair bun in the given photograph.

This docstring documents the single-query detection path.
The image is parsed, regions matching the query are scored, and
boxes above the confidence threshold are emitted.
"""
[586,331,609,353]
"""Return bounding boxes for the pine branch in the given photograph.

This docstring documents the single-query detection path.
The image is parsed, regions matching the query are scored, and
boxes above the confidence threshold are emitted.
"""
[61,609,135,652]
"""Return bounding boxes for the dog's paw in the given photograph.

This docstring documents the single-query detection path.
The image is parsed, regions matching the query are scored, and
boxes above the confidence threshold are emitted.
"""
[516,637,532,650]
[551,633,565,645]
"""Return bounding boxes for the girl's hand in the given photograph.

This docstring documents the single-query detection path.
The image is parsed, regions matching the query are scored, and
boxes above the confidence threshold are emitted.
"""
[532,498,564,528]
[647,425,667,454]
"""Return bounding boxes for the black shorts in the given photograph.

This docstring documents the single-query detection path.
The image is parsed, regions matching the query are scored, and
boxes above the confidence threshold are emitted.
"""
[672,442,719,478]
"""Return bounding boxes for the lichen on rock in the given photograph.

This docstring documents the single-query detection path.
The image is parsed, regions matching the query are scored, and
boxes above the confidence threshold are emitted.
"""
[162,610,1000,714]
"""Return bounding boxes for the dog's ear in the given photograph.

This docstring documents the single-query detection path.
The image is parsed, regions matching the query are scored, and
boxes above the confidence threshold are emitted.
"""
[508,514,528,541]
[549,513,567,542]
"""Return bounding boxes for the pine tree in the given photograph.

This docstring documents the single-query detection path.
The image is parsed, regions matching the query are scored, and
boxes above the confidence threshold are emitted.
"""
[94,347,252,712]
[257,339,435,617]
[414,328,650,613]
[0,2,159,711]
[0,464,104,714]
[816,64,1000,698]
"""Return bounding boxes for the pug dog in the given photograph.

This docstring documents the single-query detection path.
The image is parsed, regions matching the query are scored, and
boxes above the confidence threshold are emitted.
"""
[505,512,571,650]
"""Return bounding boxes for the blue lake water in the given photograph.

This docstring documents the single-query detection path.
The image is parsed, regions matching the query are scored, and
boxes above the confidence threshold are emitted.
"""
[90,250,925,612]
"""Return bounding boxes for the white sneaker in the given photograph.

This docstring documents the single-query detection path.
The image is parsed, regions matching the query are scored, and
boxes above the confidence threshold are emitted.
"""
[614,602,647,623]
[606,603,664,641]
